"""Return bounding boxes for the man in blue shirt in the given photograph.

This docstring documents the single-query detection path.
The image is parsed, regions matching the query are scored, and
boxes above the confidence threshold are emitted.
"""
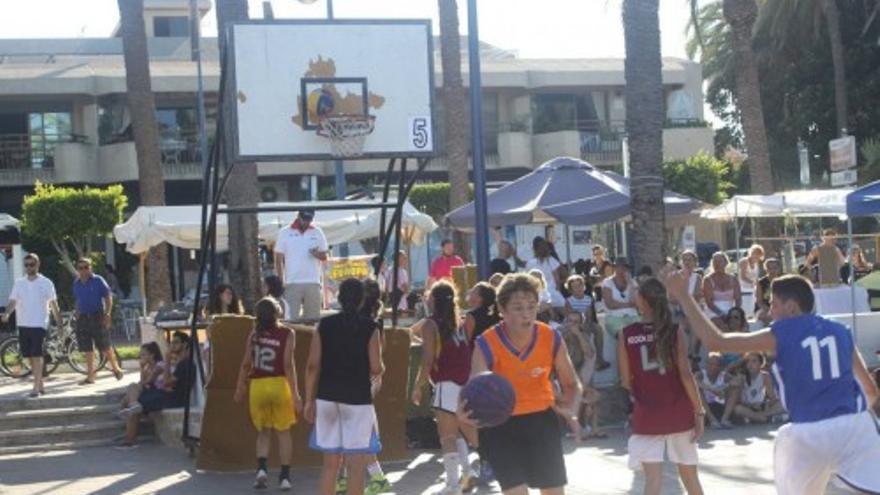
[72,257,122,384]
[668,272,880,494]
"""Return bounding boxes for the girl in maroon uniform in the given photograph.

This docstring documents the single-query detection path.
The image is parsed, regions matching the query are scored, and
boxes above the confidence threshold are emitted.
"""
[412,281,478,494]
[617,278,705,495]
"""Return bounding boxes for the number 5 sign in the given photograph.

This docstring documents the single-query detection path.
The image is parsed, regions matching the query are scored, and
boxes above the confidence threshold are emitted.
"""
[408,116,433,151]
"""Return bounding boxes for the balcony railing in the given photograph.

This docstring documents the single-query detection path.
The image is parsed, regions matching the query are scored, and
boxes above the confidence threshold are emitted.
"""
[0,133,86,170]
[159,129,205,165]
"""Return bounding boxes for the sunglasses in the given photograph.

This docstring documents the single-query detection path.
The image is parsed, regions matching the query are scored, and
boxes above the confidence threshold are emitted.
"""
[77,265,90,271]
[24,262,36,268]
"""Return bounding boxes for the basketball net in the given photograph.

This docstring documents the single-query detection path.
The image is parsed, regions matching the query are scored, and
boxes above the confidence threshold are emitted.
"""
[317,114,376,158]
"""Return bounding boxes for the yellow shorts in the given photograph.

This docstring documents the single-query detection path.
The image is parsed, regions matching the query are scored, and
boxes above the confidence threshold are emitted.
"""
[249,376,296,431]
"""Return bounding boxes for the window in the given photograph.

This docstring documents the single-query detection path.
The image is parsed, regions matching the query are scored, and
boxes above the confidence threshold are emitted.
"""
[153,16,189,37]
[531,93,599,134]
[482,93,499,154]
[28,112,72,168]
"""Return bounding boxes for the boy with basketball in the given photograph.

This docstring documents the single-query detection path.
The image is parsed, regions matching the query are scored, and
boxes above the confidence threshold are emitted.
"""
[617,278,705,495]
[462,273,581,495]
[234,298,302,491]
[411,281,479,494]
[304,278,384,495]
[667,272,880,494]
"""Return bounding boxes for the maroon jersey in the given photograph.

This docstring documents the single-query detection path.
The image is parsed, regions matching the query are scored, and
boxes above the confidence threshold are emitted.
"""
[249,326,291,378]
[622,322,694,435]
[429,318,472,386]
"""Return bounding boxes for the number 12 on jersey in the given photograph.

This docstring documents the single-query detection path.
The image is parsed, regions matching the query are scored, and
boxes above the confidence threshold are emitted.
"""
[802,336,841,380]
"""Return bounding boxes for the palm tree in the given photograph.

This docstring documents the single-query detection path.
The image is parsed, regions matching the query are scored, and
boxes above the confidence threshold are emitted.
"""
[215,0,262,311]
[437,0,471,259]
[759,0,849,136]
[116,0,172,309]
[623,0,666,270]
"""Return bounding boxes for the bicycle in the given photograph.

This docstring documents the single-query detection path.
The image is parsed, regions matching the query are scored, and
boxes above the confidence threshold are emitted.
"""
[0,313,111,378]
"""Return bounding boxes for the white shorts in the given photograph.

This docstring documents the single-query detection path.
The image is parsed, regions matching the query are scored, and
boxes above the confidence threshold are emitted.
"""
[774,411,880,495]
[309,399,382,455]
[431,381,462,414]
[627,430,698,470]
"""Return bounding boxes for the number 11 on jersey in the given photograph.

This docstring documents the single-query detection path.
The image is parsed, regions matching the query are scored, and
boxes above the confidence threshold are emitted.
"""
[802,336,841,380]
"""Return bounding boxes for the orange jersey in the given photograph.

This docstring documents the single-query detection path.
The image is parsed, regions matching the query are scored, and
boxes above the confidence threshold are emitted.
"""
[476,321,561,416]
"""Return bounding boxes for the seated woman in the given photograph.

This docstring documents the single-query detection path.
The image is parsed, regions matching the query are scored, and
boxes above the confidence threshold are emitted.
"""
[731,352,786,424]
[120,342,166,411]
[703,252,742,328]
[203,283,245,376]
[600,258,640,340]
[696,353,736,429]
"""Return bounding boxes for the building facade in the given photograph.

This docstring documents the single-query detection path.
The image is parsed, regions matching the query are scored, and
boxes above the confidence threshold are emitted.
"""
[0,0,713,215]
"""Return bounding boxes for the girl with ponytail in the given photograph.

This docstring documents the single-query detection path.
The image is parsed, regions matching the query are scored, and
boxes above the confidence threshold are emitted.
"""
[617,277,705,495]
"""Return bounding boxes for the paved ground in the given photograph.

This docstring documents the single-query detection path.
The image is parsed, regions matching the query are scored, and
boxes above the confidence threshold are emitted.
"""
[0,368,139,402]
[0,423,853,495]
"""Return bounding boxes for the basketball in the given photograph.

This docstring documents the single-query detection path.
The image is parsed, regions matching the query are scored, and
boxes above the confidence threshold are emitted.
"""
[307,88,335,122]
[459,372,516,428]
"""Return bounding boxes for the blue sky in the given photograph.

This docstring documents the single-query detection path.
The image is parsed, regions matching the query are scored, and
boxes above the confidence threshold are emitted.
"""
[0,0,695,59]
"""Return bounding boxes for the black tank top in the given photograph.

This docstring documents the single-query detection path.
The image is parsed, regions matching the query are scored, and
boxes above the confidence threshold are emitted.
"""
[467,307,500,344]
[316,311,377,405]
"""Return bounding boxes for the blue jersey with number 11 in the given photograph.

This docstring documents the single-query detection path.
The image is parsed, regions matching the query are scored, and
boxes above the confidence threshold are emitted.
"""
[770,314,866,423]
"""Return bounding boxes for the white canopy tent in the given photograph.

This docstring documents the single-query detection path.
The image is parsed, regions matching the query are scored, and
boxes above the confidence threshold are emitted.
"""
[701,189,853,220]
[0,213,20,231]
[113,200,438,255]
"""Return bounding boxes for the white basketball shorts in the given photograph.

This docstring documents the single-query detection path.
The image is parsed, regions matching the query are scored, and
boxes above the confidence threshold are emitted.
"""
[774,411,880,495]
[309,399,381,455]
[431,381,462,414]
[627,430,698,470]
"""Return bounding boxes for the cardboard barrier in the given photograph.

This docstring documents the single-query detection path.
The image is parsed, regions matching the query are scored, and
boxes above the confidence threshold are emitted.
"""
[197,315,411,471]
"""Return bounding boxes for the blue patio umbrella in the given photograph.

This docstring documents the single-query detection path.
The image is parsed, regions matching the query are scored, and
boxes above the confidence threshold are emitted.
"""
[445,156,698,229]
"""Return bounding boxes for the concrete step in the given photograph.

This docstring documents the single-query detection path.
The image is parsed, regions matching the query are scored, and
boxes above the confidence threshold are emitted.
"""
[0,435,157,456]
[0,403,120,430]
[0,392,124,413]
[0,418,149,448]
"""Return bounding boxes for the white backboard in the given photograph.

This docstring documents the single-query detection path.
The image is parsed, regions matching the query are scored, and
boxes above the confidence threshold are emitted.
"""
[230,20,436,161]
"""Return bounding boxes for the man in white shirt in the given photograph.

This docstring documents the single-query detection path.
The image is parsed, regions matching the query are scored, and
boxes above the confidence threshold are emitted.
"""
[1,253,62,397]
[273,209,328,321]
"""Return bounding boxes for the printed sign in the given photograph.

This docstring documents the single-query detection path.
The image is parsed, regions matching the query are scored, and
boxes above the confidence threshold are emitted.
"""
[829,136,857,172]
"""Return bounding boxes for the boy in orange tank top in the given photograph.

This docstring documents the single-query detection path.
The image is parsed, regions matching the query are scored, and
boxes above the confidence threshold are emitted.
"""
[460,273,581,495]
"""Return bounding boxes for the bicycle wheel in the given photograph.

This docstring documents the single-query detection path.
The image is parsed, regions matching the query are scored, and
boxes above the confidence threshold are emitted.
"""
[42,352,61,377]
[0,338,32,378]
[65,339,109,374]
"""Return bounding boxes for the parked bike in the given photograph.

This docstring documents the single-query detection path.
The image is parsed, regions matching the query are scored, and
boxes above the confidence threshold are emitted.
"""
[0,313,111,377]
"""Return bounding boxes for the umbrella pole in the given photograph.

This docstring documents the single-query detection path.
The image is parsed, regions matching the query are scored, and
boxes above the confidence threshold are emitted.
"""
[139,253,147,315]
[734,198,740,263]
[565,224,572,266]
[848,217,858,343]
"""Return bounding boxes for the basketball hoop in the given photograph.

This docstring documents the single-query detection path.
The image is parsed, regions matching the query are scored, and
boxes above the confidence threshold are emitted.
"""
[317,114,376,158]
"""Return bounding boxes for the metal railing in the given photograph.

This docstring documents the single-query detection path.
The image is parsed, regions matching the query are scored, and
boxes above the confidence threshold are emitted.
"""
[158,128,205,165]
[0,133,86,170]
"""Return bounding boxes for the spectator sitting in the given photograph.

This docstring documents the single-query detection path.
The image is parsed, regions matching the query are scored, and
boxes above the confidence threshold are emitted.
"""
[463,282,500,344]
[720,307,748,371]
[264,275,291,320]
[696,353,735,429]
[564,274,609,371]
[754,258,782,326]
[600,257,640,340]
[116,331,195,449]
[731,352,787,424]
[703,252,742,328]
[525,237,565,308]
[527,269,556,323]
[204,283,244,319]
[120,342,166,411]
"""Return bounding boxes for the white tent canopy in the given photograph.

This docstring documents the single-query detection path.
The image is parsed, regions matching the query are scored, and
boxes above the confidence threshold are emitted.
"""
[113,200,437,255]
[701,189,853,220]
[0,213,20,231]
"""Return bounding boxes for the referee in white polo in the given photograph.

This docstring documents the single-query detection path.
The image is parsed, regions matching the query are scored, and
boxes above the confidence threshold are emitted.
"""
[274,209,328,321]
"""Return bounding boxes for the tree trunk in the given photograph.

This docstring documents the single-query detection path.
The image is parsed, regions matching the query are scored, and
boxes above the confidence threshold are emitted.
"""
[438,0,471,261]
[723,0,774,195]
[823,0,849,136]
[623,0,666,271]
[216,0,262,312]
[117,0,172,310]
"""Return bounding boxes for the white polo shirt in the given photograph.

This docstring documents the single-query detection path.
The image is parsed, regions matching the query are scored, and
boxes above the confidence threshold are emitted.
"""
[274,224,328,285]
[9,274,57,329]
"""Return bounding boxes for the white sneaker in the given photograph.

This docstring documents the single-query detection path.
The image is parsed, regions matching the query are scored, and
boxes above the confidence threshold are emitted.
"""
[437,485,462,495]
[279,478,292,491]
[254,469,268,489]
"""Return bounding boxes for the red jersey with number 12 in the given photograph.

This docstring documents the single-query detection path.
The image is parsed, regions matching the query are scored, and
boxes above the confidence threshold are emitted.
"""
[622,322,694,435]
[250,326,291,378]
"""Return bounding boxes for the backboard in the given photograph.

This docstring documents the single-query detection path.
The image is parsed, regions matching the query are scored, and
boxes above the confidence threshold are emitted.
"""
[229,20,436,161]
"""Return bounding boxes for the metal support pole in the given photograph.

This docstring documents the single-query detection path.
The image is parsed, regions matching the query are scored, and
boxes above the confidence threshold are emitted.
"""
[565,224,572,266]
[324,0,348,257]
[848,217,858,341]
[467,0,490,280]
[391,159,408,328]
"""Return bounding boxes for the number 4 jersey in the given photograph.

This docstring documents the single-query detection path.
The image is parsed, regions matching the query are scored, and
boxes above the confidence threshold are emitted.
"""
[250,326,292,378]
[770,314,867,423]
[622,322,695,435]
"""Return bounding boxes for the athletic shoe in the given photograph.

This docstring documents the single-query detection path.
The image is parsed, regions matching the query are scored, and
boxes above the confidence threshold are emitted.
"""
[719,419,733,430]
[118,404,143,419]
[436,485,462,495]
[279,478,292,491]
[335,475,348,495]
[365,474,391,495]
[460,475,478,493]
[254,469,268,489]
[477,461,495,486]
[113,441,138,451]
